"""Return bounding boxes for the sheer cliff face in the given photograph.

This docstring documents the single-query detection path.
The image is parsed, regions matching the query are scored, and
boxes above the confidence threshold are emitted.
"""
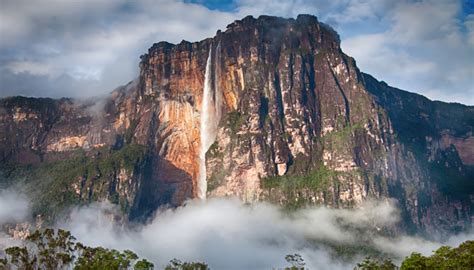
[0,15,472,233]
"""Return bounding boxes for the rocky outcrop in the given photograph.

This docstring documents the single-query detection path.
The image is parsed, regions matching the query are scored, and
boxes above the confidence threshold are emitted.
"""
[0,15,472,234]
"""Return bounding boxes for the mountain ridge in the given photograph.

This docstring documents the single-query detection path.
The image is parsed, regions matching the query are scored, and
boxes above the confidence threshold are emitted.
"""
[0,14,472,235]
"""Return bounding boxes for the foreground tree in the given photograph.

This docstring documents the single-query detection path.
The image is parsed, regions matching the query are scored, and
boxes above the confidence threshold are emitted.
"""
[0,229,153,270]
[354,240,473,270]
[164,258,209,270]
[400,240,473,270]
[354,257,397,270]
[284,254,306,270]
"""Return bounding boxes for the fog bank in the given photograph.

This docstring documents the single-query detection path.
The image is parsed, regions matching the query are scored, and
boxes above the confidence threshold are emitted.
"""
[58,198,472,270]
[0,190,29,224]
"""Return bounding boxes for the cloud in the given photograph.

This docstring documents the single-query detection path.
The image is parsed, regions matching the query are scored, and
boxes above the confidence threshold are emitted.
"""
[59,198,472,270]
[0,0,236,98]
[0,190,29,224]
[326,0,395,23]
[341,0,474,104]
[234,0,325,18]
[465,14,474,46]
[233,0,474,104]
[0,191,471,268]
[5,60,53,76]
[0,190,29,253]
[0,0,473,104]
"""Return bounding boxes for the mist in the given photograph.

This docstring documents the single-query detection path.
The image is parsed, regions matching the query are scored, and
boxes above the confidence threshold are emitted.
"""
[0,190,30,252]
[0,191,471,269]
[0,190,29,224]
[54,198,471,270]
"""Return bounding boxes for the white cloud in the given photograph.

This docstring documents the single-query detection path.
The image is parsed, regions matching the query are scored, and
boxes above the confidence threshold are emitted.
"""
[0,190,29,224]
[0,0,236,98]
[0,0,472,104]
[343,34,436,77]
[389,0,462,44]
[59,198,472,270]
[6,60,53,76]
[234,0,324,18]
[465,14,474,46]
[327,0,395,23]
[341,0,474,104]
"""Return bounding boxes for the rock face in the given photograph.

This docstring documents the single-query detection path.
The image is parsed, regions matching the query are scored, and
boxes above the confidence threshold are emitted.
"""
[0,15,472,233]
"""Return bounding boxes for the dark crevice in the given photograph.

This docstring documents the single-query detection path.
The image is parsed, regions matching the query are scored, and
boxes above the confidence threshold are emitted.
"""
[327,58,350,124]
[273,72,285,127]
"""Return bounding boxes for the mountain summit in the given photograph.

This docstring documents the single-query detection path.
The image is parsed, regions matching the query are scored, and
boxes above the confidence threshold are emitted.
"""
[1,15,472,234]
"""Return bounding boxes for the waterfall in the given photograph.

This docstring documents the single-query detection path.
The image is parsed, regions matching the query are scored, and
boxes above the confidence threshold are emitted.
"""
[198,43,223,200]
[198,44,223,200]
[198,48,213,200]
[214,42,222,124]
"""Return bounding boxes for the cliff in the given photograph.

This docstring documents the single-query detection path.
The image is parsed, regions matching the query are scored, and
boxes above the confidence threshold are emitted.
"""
[0,15,472,234]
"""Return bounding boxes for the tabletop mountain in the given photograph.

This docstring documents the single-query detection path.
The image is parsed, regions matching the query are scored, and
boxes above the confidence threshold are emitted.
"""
[1,15,472,234]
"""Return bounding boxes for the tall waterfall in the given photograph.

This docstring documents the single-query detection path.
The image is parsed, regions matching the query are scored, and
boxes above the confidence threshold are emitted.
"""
[214,42,222,124]
[198,44,223,200]
[198,48,214,200]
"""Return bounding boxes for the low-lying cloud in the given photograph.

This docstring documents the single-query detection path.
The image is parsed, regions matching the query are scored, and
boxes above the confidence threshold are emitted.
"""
[0,190,29,224]
[0,190,30,253]
[0,194,471,269]
[56,198,472,270]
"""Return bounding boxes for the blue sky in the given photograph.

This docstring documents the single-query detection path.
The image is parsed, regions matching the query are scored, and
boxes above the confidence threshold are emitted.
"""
[186,0,236,11]
[0,0,473,104]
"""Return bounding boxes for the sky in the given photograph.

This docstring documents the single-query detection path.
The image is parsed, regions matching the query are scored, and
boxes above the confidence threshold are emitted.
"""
[0,0,473,104]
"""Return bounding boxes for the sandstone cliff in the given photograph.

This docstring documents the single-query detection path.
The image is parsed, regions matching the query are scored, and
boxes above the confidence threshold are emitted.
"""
[0,15,472,234]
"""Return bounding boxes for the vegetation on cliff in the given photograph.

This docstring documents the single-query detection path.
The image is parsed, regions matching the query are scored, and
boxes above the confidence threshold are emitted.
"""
[262,165,334,191]
[261,165,337,209]
[0,144,147,223]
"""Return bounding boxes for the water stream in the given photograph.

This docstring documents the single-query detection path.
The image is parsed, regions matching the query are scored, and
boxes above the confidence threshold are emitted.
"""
[198,48,213,199]
[198,43,223,199]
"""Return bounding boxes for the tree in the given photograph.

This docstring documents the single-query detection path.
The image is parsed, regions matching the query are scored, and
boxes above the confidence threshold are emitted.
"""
[75,247,154,270]
[354,240,474,270]
[0,228,154,270]
[164,258,209,270]
[400,253,427,270]
[401,240,474,270]
[284,253,306,270]
[1,229,75,270]
[355,256,397,270]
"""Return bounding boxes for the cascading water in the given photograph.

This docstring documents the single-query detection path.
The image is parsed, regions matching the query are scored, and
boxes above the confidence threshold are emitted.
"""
[198,44,223,200]
[214,42,222,123]
[198,47,214,200]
